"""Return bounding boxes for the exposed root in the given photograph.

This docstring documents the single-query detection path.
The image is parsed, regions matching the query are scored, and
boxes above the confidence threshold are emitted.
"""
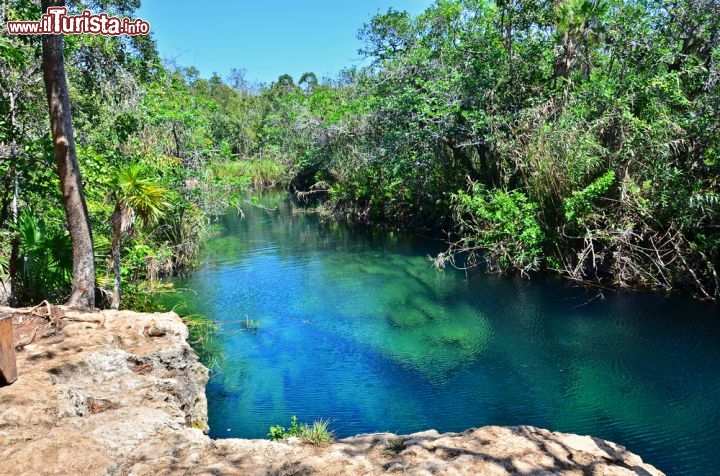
[14,324,41,351]
[0,302,106,338]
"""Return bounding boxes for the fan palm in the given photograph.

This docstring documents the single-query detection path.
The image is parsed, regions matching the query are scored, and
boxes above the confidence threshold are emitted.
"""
[13,211,72,304]
[110,163,170,310]
[554,0,609,99]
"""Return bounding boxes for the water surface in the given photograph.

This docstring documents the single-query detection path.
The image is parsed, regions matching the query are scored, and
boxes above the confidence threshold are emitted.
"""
[173,192,720,475]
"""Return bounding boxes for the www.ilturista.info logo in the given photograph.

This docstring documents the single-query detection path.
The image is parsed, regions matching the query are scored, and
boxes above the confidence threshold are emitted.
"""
[7,7,150,36]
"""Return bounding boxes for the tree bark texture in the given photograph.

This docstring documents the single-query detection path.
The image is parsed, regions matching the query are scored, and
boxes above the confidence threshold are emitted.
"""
[110,204,122,310]
[41,0,95,308]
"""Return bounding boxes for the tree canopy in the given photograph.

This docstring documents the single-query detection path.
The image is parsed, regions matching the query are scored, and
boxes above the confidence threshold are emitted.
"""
[1,0,718,304]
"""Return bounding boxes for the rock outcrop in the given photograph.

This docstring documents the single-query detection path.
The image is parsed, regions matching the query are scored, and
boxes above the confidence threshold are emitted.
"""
[0,308,663,475]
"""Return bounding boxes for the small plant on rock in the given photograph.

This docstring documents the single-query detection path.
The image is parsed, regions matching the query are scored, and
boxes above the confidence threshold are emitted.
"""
[300,418,334,446]
[268,415,334,445]
[268,415,302,440]
[383,438,406,456]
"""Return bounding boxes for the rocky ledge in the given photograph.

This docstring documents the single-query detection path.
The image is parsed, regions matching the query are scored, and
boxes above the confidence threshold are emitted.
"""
[0,308,663,475]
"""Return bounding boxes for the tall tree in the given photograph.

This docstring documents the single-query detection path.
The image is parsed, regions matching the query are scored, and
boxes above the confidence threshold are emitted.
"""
[41,0,95,308]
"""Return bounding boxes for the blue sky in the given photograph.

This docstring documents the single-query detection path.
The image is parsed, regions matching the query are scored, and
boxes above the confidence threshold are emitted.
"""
[137,1,435,85]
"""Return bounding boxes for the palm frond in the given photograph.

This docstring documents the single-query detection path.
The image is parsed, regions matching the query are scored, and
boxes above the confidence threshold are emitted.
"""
[114,163,172,226]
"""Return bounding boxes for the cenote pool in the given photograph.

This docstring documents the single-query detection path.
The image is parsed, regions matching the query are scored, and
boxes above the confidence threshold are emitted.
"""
[171,192,720,475]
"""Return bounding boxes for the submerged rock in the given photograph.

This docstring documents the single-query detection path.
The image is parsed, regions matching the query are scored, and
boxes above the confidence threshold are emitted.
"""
[0,308,663,475]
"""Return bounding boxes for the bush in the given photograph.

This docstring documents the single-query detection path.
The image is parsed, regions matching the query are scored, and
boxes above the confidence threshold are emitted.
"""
[437,184,544,275]
[563,170,616,230]
[268,415,303,441]
[268,416,334,446]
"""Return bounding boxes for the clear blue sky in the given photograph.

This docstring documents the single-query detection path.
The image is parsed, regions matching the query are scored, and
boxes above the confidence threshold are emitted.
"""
[137,1,435,85]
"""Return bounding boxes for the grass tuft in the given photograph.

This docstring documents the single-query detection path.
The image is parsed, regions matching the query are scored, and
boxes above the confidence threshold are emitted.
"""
[300,418,334,446]
[383,438,407,456]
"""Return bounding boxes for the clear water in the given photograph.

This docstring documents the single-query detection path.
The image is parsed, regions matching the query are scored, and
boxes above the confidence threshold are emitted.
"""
[172,192,720,475]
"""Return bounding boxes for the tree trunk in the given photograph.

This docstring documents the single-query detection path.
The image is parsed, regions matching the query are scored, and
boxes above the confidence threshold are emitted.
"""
[41,0,95,308]
[0,90,18,230]
[8,172,19,306]
[110,204,122,310]
[172,123,181,158]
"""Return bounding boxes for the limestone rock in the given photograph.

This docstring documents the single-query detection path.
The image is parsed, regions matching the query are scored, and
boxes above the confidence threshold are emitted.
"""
[0,309,663,475]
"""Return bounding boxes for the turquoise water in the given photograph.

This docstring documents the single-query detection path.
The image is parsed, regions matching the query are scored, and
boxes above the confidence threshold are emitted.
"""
[173,193,720,475]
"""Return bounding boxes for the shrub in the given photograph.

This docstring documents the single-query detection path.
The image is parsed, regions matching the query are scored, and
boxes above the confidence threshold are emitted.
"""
[268,416,334,446]
[437,184,544,275]
[268,415,302,441]
[563,170,616,229]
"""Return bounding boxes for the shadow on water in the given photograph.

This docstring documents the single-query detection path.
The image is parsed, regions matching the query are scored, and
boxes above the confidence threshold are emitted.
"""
[170,191,720,476]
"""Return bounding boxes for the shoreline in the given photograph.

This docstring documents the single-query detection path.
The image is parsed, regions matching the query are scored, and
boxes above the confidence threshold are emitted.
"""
[0,308,663,475]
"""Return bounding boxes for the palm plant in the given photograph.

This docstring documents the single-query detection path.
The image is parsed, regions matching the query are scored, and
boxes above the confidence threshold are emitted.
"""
[0,255,8,282]
[14,211,72,304]
[110,163,170,310]
[553,0,609,99]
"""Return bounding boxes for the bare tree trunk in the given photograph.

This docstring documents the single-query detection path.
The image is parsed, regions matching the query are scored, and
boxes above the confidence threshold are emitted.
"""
[172,123,182,158]
[8,172,19,306]
[110,204,122,310]
[41,0,95,308]
[5,89,20,305]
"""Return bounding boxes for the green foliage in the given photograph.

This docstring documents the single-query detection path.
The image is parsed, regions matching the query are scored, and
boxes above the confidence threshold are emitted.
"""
[358,8,415,62]
[2,0,719,303]
[267,425,287,442]
[0,0,253,308]
[121,280,176,314]
[0,255,8,280]
[564,170,615,228]
[206,157,289,191]
[268,416,334,446]
[300,418,334,446]
[448,185,545,274]
[268,415,303,440]
[268,0,720,297]
[113,163,172,226]
[14,211,72,303]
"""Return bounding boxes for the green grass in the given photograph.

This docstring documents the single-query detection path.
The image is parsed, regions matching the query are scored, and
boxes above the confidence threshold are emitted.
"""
[168,301,223,372]
[300,418,334,446]
[208,157,291,190]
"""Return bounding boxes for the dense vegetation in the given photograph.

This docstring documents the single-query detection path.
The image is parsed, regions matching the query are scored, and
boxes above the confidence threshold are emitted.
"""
[260,0,720,299]
[1,0,719,306]
[0,0,275,309]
